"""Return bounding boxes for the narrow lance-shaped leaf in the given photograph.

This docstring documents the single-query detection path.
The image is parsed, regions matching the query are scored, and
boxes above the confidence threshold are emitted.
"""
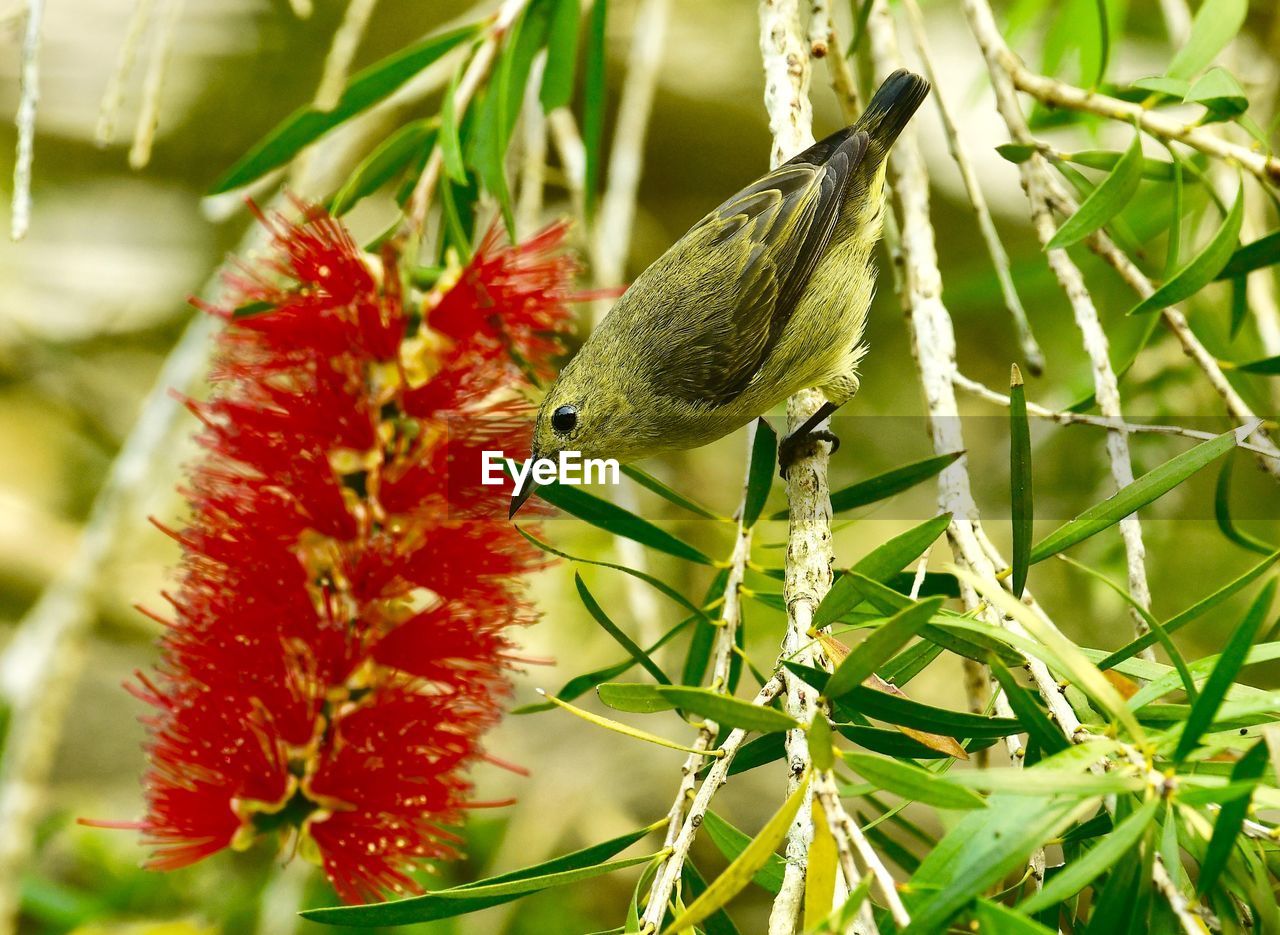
[1099,548,1280,669]
[1046,131,1143,250]
[539,0,581,111]
[1174,580,1276,761]
[814,513,951,627]
[1030,425,1246,563]
[1214,450,1276,555]
[776,451,961,520]
[842,752,986,810]
[702,811,786,894]
[957,567,1146,742]
[902,795,1092,934]
[1066,149,1186,182]
[1231,355,1280,375]
[824,597,945,699]
[1165,0,1248,82]
[575,574,672,686]
[212,23,478,193]
[1215,230,1280,280]
[1009,364,1033,597]
[581,0,608,218]
[534,482,713,564]
[621,465,724,520]
[1198,738,1271,895]
[654,686,798,733]
[744,418,778,527]
[973,900,1056,934]
[330,120,436,216]
[539,690,718,756]
[663,776,810,934]
[1018,797,1159,914]
[1129,179,1244,315]
[988,657,1069,754]
[1185,66,1248,119]
[1091,0,1110,89]
[805,794,838,929]
[299,824,657,925]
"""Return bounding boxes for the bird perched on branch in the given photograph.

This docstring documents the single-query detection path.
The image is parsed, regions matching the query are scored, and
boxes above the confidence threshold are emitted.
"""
[511,69,930,517]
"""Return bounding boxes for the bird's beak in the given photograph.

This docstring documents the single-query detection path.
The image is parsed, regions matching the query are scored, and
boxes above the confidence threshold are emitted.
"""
[509,478,537,519]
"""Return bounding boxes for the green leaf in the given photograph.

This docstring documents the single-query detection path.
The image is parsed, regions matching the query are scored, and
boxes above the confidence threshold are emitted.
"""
[1018,797,1159,914]
[948,767,1140,796]
[330,119,436,215]
[664,778,810,933]
[784,663,1021,738]
[837,723,997,759]
[1009,365,1033,597]
[1175,580,1276,761]
[439,57,469,184]
[597,682,677,714]
[1215,450,1276,555]
[903,795,1092,933]
[989,657,1070,754]
[1216,230,1280,280]
[581,0,607,219]
[1099,549,1280,668]
[654,686,798,733]
[957,568,1146,742]
[778,451,961,519]
[1134,75,1190,97]
[535,482,712,564]
[843,752,986,810]
[1047,131,1143,250]
[702,811,786,894]
[300,825,656,925]
[808,712,835,771]
[1091,0,1110,88]
[815,514,952,627]
[1164,140,1185,279]
[973,899,1056,934]
[575,575,672,686]
[620,465,724,521]
[541,691,718,755]
[824,598,945,699]
[1065,149,1184,182]
[212,23,477,193]
[744,419,778,527]
[1128,180,1244,315]
[539,0,581,111]
[1198,738,1270,895]
[1233,355,1280,375]
[1165,0,1247,82]
[996,142,1037,163]
[516,527,711,621]
[517,616,692,713]
[1185,66,1248,118]
[1030,426,1244,563]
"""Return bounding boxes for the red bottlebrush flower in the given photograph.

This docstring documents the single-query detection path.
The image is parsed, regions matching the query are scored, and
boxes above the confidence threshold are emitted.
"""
[114,203,581,903]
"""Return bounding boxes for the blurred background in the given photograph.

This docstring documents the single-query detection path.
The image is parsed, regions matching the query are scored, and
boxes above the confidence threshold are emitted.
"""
[1,0,1279,932]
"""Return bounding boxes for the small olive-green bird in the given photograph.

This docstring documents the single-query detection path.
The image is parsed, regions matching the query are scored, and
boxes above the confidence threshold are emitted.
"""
[511,69,930,517]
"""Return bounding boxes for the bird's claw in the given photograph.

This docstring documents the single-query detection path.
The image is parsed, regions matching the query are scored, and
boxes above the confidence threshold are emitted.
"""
[778,429,840,479]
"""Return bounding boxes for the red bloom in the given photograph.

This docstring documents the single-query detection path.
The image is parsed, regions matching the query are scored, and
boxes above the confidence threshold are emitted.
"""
[117,203,579,903]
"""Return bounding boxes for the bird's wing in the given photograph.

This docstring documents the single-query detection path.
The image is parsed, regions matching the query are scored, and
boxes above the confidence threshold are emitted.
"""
[653,130,868,407]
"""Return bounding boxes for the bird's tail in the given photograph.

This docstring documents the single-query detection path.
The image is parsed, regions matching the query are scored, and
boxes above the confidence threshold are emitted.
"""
[855,68,930,158]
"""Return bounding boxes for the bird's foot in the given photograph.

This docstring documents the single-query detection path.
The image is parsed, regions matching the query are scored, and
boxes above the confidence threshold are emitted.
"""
[778,429,840,479]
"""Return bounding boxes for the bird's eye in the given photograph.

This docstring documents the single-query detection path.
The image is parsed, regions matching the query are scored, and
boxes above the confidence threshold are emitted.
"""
[551,405,578,434]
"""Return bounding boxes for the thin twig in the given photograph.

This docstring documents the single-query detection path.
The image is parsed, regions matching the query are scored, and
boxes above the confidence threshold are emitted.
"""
[958,0,1155,653]
[812,771,881,934]
[953,372,1279,458]
[128,0,184,170]
[899,0,1043,375]
[95,0,155,147]
[759,2,831,931]
[639,677,786,932]
[11,0,44,241]
[314,0,380,111]
[548,106,588,221]
[594,0,669,321]
[640,459,755,931]
[984,41,1280,185]
[1153,856,1212,934]
[406,0,528,234]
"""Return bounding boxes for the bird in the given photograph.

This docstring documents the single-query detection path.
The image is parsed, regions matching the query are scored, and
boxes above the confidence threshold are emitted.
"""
[510,69,931,518]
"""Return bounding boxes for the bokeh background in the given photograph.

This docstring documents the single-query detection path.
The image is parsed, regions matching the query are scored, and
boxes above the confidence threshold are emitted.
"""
[1,0,1278,932]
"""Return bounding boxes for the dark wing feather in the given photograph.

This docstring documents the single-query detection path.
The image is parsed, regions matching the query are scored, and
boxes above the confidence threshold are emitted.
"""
[655,130,868,407]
